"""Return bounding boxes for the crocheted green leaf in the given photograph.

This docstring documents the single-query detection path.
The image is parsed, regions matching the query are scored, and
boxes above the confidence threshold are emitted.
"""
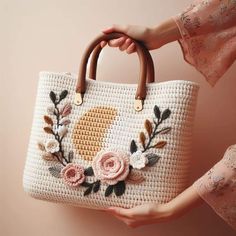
[37,141,45,151]
[44,115,53,126]
[159,127,171,134]
[155,141,167,148]
[130,140,137,153]
[146,153,161,167]
[81,182,91,187]
[84,167,94,176]
[114,181,126,197]
[105,185,114,197]
[59,90,68,101]
[68,151,74,162]
[161,109,171,121]
[42,152,55,161]
[154,105,161,120]
[84,185,93,196]
[43,127,53,134]
[48,165,62,178]
[49,91,57,103]
[139,132,146,149]
[93,181,100,193]
[126,170,145,184]
[144,119,152,136]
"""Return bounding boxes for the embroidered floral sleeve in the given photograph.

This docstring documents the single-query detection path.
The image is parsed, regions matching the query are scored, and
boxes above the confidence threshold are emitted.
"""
[192,144,236,230]
[172,0,236,87]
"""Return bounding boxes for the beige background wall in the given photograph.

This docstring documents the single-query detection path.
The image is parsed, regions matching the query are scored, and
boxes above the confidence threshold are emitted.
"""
[1,0,235,235]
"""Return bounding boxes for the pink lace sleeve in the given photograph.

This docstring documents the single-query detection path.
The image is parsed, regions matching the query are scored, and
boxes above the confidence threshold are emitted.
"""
[172,0,236,87]
[192,144,236,230]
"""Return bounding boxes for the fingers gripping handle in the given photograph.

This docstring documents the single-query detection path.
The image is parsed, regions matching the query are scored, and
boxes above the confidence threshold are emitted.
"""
[89,43,155,84]
[75,32,151,111]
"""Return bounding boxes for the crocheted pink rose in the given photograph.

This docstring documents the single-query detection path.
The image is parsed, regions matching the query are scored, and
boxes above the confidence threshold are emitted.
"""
[92,150,130,185]
[61,163,85,187]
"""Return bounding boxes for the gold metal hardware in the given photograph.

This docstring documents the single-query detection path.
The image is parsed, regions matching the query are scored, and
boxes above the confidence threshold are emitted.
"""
[74,93,83,105]
[134,99,143,111]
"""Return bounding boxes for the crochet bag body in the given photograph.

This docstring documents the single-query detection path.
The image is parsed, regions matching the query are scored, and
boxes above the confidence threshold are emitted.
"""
[23,33,199,210]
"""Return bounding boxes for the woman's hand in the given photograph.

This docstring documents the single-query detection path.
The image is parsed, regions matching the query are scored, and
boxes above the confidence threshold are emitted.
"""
[100,19,181,53]
[100,184,204,228]
[100,25,157,54]
[102,202,175,228]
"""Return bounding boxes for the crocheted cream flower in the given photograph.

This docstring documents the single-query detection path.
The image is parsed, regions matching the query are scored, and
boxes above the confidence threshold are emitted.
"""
[45,139,60,153]
[59,117,71,125]
[57,125,68,137]
[47,105,55,115]
[61,163,85,187]
[92,150,130,185]
[129,150,148,169]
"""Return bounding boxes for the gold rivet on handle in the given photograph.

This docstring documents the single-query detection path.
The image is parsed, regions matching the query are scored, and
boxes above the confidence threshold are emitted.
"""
[74,93,83,106]
[134,99,143,112]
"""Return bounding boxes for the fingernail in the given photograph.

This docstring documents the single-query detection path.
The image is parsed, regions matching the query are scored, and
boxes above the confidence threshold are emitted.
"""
[102,27,112,32]
[112,37,123,43]
[119,37,126,41]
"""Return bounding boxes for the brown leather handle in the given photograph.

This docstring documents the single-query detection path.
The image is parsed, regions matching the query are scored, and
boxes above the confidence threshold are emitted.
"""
[89,43,155,83]
[76,32,149,101]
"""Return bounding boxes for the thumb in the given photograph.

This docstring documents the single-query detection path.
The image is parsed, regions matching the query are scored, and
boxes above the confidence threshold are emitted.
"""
[102,24,127,34]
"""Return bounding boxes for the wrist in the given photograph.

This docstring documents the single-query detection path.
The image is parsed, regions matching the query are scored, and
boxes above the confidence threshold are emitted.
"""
[150,18,181,49]
[164,185,205,219]
[149,202,176,221]
[164,200,180,219]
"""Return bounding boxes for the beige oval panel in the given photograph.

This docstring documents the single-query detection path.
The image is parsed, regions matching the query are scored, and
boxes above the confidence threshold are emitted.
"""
[72,106,118,161]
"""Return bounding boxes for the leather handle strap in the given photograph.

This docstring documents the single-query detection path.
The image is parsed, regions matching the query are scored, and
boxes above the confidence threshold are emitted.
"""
[75,32,151,111]
[89,43,155,83]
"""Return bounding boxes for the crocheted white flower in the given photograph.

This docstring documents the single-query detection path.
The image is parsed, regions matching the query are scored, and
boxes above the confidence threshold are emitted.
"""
[60,117,71,125]
[57,125,68,137]
[129,150,148,169]
[47,105,55,115]
[45,139,60,153]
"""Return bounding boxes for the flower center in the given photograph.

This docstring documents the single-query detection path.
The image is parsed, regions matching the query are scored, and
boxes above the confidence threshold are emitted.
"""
[108,161,114,167]
[67,169,76,178]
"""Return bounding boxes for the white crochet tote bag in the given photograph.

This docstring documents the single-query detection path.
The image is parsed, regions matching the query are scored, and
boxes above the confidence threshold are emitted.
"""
[23,32,199,210]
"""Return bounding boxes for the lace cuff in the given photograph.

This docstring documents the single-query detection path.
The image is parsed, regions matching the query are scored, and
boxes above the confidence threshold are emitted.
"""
[172,9,236,88]
[173,14,220,87]
[193,144,236,230]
